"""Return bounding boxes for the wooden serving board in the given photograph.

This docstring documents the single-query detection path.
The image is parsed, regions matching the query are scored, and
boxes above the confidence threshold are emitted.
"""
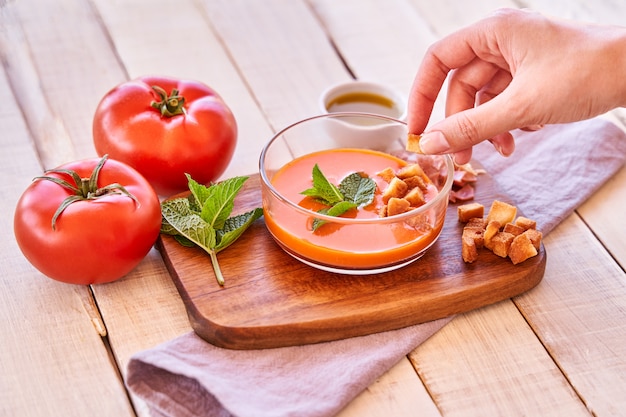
[157,168,546,350]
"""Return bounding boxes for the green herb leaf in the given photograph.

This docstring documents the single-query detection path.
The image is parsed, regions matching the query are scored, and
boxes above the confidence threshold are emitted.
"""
[160,176,262,286]
[216,208,264,251]
[161,197,217,249]
[301,164,377,232]
[339,172,376,207]
[312,201,357,231]
[187,174,247,230]
[300,164,344,205]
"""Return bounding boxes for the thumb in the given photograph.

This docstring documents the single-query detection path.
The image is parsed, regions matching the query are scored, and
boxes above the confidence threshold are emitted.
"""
[419,93,521,155]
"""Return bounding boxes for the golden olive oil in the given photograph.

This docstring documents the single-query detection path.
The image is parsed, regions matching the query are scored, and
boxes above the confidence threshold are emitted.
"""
[326,92,401,119]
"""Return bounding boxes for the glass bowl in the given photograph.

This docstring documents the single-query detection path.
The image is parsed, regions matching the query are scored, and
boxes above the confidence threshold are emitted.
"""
[259,112,454,274]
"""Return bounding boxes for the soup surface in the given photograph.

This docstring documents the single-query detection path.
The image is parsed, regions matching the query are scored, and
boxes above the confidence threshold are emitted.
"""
[264,148,444,269]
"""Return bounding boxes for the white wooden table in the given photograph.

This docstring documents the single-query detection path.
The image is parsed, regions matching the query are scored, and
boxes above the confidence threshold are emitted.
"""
[1,1,625,416]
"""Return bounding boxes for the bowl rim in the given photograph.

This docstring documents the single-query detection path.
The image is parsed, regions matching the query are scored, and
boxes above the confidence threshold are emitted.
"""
[259,112,454,225]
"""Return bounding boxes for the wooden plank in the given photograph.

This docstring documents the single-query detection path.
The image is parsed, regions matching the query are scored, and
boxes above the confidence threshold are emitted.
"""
[406,0,517,37]
[309,0,436,91]
[409,299,591,417]
[514,215,626,416]
[1,0,126,167]
[338,358,442,417]
[577,164,626,270]
[200,0,351,128]
[521,0,626,25]
[0,31,134,417]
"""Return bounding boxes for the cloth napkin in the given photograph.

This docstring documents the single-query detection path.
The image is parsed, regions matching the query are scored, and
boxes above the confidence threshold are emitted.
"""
[126,117,626,417]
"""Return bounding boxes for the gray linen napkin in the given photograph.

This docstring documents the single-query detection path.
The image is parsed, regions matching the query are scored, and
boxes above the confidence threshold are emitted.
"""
[126,117,626,417]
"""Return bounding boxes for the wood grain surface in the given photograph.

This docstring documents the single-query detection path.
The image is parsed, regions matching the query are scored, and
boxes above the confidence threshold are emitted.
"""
[158,170,545,349]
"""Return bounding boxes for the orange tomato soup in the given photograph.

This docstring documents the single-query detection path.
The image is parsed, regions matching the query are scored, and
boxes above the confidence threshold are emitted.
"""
[264,148,443,269]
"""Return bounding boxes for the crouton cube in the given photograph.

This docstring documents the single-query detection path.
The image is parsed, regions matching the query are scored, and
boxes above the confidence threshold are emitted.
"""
[508,233,538,264]
[466,217,486,229]
[382,177,408,203]
[462,234,479,263]
[463,226,485,249]
[406,133,423,154]
[387,197,411,216]
[397,163,426,180]
[376,167,396,183]
[483,220,501,249]
[403,175,428,191]
[503,222,525,236]
[458,202,485,223]
[486,200,517,226]
[522,228,543,251]
[490,232,515,258]
[405,186,425,207]
[515,216,537,230]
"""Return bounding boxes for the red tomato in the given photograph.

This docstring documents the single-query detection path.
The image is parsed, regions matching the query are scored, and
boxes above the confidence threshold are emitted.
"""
[92,75,238,196]
[14,156,162,285]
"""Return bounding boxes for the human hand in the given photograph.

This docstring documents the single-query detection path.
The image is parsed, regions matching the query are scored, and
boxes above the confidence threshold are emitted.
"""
[407,8,626,164]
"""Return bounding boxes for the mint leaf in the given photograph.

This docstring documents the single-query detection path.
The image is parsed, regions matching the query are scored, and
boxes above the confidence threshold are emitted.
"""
[160,176,262,286]
[300,164,378,232]
[312,201,357,231]
[216,208,264,251]
[339,172,376,207]
[186,174,213,208]
[161,197,217,251]
[190,175,247,230]
[300,164,376,232]
[300,164,344,205]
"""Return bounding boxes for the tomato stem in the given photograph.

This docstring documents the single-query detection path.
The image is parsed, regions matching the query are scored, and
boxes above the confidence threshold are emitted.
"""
[151,85,187,117]
[34,155,138,230]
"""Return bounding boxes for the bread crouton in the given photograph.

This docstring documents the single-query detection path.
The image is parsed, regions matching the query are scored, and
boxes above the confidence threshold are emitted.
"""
[462,234,479,263]
[403,175,428,191]
[486,200,517,226]
[466,217,486,229]
[503,222,525,236]
[490,232,515,258]
[508,233,538,265]
[397,163,426,180]
[463,226,485,249]
[457,202,485,223]
[376,167,396,183]
[522,228,543,251]
[382,177,408,204]
[387,197,411,216]
[404,186,425,207]
[457,199,541,265]
[483,220,501,249]
[515,216,537,231]
[406,133,423,154]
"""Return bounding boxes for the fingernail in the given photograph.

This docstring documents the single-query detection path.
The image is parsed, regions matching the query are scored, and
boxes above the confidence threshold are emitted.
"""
[419,131,450,154]
[489,139,505,156]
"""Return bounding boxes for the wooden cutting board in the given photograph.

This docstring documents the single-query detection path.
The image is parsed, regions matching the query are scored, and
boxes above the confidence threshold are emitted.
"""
[157,168,545,350]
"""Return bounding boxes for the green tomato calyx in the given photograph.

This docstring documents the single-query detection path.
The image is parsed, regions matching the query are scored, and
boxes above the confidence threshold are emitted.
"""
[150,85,187,117]
[34,155,138,230]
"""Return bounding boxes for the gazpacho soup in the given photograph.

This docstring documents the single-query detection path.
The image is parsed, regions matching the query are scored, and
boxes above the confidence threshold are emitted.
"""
[263,148,447,271]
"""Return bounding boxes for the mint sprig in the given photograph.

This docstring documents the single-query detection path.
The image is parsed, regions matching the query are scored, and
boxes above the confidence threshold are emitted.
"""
[301,164,344,205]
[161,174,263,286]
[301,164,376,231]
